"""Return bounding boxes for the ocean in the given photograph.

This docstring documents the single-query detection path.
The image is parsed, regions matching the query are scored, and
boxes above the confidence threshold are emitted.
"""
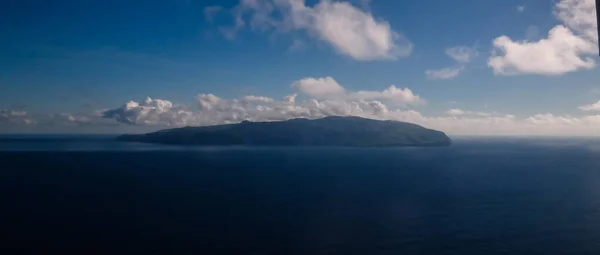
[2,135,600,254]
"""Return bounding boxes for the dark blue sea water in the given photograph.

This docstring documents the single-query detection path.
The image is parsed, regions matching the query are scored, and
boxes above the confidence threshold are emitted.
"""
[2,135,600,254]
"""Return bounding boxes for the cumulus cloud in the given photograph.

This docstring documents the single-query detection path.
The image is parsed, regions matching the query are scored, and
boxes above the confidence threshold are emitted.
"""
[0,109,35,125]
[425,67,462,80]
[101,77,423,127]
[517,5,525,12]
[555,0,598,43]
[195,93,371,124]
[216,0,412,60]
[350,85,422,104]
[98,92,600,136]
[193,93,422,126]
[293,76,423,105]
[579,100,600,111]
[292,77,345,98]
[94,78,600,136]
[489,0,598,76]
[102,97,197,126]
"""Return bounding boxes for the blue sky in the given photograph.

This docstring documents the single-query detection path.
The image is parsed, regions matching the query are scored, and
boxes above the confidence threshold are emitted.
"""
[1,0,599,135]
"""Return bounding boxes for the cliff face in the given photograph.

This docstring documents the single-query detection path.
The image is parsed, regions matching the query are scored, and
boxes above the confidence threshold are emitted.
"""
[117,116,452,147]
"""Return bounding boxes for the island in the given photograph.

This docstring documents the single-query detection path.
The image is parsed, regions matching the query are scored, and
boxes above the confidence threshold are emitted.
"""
[117,116,451,147]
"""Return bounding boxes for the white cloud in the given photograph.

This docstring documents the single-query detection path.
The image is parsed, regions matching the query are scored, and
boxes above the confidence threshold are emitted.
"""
[425,67,462,80]
[243,95,275,103]
[300,0,411,60]
[102,77,423,127]
[489,0,598,76]
[91,77,600,136]
[489,26,596,75]
[217,0,412,60]
[555,0,599,43]
[195,93,420,126]
[0,110,35,125]
[1,110,26,117]
[100,94,600,136]
[420,113,600,136]
[97,89,600,136]
[446,108,492,117]
[292,76,345,98]
[446,109,465,115]
[350,85,422,104]
[579,100,600,111]
[102,97,197,126]
[446,46,478,63]
[292,76,423,105]
[517,5,525,12]
[284,93,297,104]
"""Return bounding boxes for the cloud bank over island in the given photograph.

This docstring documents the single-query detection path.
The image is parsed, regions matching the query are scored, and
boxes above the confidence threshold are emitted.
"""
[0,76,587,136]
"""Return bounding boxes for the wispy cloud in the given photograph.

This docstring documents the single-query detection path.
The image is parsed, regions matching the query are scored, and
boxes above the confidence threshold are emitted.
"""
[446,108,492,117]
[288,39,307,52]
[425,45,477,80]
[0,109,35,125]
[579,100,600,111]
[425,67,463,80]
[203,6,222,23]
[590,88,600,94]
[446,46,478,63]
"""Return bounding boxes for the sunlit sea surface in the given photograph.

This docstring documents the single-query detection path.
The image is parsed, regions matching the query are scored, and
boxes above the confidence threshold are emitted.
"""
[2,135,600,254]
